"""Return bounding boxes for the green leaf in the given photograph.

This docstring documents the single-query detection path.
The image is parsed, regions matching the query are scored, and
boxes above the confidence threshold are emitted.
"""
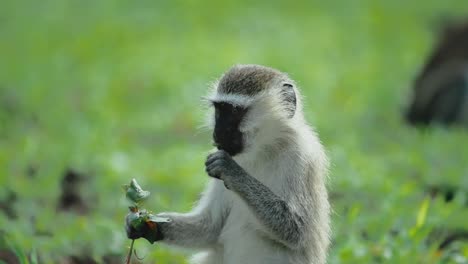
[127,211,146,230]
[416,197,430,229]
[123,178,150,204]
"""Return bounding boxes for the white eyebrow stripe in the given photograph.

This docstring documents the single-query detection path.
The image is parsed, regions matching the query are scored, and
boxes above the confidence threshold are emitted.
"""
[208,93,257,106]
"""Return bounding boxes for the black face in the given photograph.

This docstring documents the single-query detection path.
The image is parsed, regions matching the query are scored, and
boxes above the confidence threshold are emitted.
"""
[212,102,249,156]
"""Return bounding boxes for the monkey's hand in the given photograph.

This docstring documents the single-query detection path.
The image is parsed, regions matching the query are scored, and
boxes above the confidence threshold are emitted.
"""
[125,212,164,244]
[205,150,247,189]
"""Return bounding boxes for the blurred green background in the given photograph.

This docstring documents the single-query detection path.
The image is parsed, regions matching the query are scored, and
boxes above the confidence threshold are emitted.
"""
[1,0,468,263]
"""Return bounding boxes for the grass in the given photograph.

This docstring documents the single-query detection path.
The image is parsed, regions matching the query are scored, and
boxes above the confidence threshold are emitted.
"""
[1,0,468,263]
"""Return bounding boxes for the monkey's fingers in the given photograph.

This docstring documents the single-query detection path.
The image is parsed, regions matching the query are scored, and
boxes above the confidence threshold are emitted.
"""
[205,153,222,166]
[205,152,221,165]
[205,163,223,179]
[205,156,215,167]
[205,150,231,165]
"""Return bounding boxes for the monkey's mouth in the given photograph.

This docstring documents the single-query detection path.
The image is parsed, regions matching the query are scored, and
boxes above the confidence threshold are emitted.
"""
[213,141,243,156]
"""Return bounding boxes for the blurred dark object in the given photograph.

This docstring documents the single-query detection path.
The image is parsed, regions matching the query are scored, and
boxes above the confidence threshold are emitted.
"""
[101,254,123,264]
[26,164,38,178]
[57,169,89,214]
[0,249,19,264]
[439,230,468,250]
[406,19,468,127]
[60,254,123,264]
[427,184,457,203]
[0,190,17,219]
[60,255,97,264]
[428,227,468,251]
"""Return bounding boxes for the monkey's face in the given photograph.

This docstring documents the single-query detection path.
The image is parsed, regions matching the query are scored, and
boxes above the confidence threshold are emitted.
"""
[212,102,249,156]
[206,64,301,156]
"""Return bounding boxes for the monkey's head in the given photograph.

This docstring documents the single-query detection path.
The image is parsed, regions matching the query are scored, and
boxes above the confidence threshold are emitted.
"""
[205,64,301,156]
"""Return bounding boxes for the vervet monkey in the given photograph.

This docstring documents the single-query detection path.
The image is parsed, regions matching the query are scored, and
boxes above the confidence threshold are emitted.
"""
[126,64,331,264]
[406,20,468,126]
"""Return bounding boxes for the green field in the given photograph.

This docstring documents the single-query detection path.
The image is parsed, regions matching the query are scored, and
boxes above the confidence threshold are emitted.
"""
[1,1,468,263]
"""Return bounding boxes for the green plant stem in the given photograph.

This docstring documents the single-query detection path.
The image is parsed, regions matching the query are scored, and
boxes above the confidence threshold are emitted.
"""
[126,239,135,264]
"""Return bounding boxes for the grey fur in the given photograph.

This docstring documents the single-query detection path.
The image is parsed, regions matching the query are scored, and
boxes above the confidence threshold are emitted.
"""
[280,83,297,118]
[206,150,303,248]
[218,65,288,96]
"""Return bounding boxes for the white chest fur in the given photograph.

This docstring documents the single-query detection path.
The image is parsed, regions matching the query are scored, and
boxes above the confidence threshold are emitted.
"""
[218,191,291,264]
[215,156,295,264]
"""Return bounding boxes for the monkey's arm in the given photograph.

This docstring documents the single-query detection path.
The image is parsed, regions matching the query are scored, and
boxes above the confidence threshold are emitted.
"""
[232,173,305,248]
[155,180,229,249]
[205,151,304,249]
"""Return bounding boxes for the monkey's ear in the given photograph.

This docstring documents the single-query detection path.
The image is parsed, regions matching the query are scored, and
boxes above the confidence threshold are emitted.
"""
[281,83,297,118]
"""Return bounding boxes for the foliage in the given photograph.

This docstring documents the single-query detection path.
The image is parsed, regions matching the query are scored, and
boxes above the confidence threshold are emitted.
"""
[1,0,468,263]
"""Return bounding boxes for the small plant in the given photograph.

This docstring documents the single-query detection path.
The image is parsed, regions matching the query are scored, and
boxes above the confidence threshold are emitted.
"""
[123,179,169,264]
